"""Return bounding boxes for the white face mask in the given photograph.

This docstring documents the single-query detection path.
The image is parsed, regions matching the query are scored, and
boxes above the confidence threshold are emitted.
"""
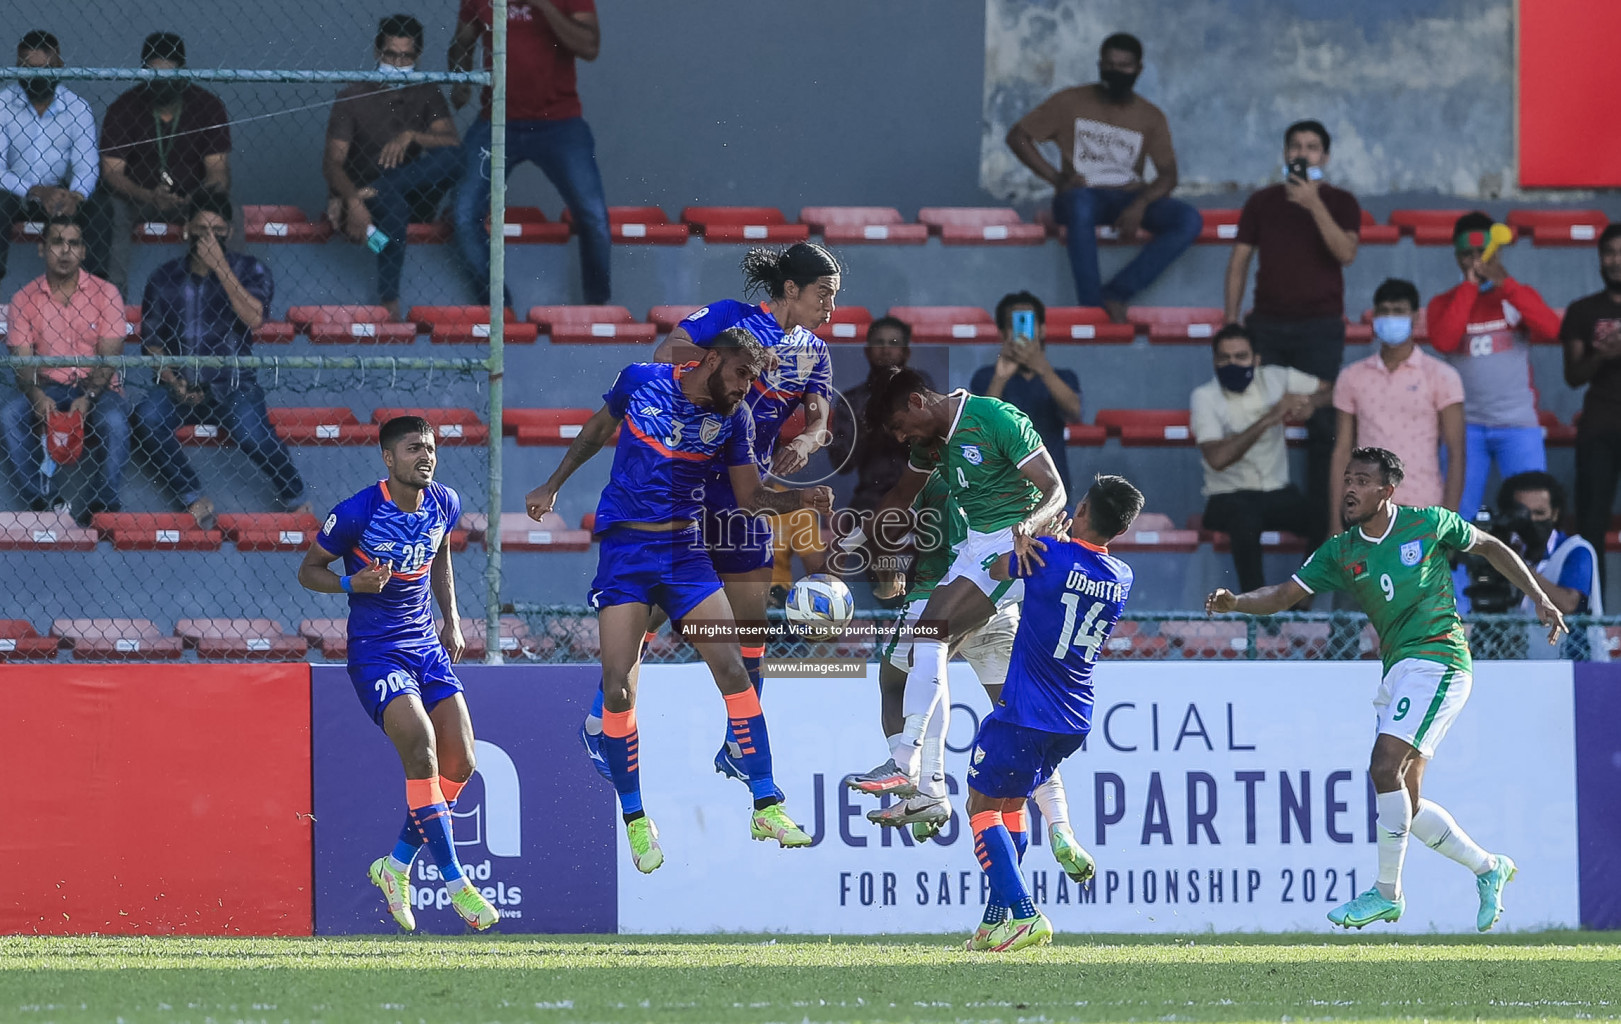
[376,61,414,77]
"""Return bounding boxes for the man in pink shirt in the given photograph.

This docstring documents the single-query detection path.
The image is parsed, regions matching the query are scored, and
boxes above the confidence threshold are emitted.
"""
[1,215,129,519]
[1330,278,1465,535]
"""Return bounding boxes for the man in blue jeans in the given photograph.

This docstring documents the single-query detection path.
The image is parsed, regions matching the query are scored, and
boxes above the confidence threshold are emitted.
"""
[449,0,610,308]
[324,15,461,322]
[1006,32,1200,324]
[133,190,307,528]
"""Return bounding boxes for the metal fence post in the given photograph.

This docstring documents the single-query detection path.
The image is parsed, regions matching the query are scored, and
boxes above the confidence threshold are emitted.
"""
[484,0,508,664]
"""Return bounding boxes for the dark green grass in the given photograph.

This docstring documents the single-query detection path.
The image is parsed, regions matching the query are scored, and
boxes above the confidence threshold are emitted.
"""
[2,931,1618,1024]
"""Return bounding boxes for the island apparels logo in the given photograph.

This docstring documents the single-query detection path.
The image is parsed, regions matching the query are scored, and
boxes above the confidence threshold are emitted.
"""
[412,739,526,917]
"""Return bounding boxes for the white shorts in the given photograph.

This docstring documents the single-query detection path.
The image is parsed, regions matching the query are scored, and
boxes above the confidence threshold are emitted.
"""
[941,527,1026,605]
[883,596,1020,688]
[1372,657,1472,758]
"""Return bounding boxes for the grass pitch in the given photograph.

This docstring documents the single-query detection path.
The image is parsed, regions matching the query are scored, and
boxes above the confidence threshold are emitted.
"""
[2,932,1617,1024]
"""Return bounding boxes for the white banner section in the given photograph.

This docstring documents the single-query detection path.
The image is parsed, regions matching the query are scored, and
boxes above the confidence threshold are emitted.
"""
[616,661,1578,933]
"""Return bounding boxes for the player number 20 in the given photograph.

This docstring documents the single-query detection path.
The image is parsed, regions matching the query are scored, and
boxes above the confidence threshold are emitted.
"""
[1053,593,1109,663]
[1379,573,1395,602]
[372,670,412,699]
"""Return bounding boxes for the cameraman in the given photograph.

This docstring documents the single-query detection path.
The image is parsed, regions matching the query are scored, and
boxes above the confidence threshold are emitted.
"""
[1496,471,1600,616]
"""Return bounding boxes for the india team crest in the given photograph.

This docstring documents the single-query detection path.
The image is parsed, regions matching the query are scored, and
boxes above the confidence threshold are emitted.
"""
[960,444,984,465]
[1400,540,1423,566]
[700,417,722,444]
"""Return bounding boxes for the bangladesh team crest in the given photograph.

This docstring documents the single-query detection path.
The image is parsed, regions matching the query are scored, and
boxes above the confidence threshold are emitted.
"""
[700,417,721,444]
[960,444,984,465]
[1400,540,1423,566]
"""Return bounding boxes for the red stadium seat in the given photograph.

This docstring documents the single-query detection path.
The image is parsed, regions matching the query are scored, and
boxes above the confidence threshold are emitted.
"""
[1196,209,1242,243]
[497,207,571,243]
[91,512,223,551]
[1388,209,1514,246]
[1094,409,1194,446]
[408,305,535,344]
[1189,515,1308,553]
[528,305,657,344]
[813,305,874,343]
[253,321,297,343]
[1111,512,1201,553]
[1128,306,1225,343]
[505,408,621,446]
[175,618,309,660]
[407,220,453,244]
[648,305,701,331]
[287,305,417,344]
[131,219,182,243]
[1256,621,1331,660]
[1540,409,1577,447]
[916,207,1045,245]
[243,204,332,243]
[123,304,141,342]
[51,618,185,661]
[1507,209,1609,246]
[495,512,592,551]
[1064,422,1109,446]
[1045,307,1135,343]
[680,206,809,243]
[1160,619,1249,658]
[1099,620,1168,658]
[1358,210,1400,245]
[0,619,60,660]
[888,305,996,343]
[7,218,44,243]
[563,206,691,244]
[799,206,928,244]
[299,617,348,660]
[370,407,490,445]
[217,512,322,552]
[459,615,539,659]
[268,407,377,446]
[0,511,98,551]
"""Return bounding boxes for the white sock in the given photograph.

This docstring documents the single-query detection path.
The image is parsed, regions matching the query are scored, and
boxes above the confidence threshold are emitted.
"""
[918,702,949,799]
[898,639,948,777]
[445,875,469,893]
[1410,798,1494,875]
[1375,789,1412,900]
[386,853,413,874]
[884,732,906,764]
[584,714,603,736]
[1032,768,1070,830]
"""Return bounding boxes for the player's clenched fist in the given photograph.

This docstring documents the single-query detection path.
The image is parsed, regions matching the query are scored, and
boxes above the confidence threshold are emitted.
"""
[352,560,394,594]
[1205,588,1237,614]
[799,485,834,514]
[525,484,558,521]
[440,619,466,663]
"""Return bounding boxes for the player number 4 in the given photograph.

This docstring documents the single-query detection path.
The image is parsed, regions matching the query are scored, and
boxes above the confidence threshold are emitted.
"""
[956,466,969,489]
[1053,593,1108,663]
[1380,572,1395,603]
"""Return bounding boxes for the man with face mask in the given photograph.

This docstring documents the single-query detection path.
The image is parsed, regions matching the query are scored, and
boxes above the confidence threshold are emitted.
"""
[1005,32,1201,324]
[0,30,108,286]
[1190,323,1328,593]
[1559,223,1621,580]
[325,15,461,321]
[1495,471,1599,618]
[99,32,232,295]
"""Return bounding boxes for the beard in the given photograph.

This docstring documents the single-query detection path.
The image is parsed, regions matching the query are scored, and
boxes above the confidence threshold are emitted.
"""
[1604,270,1621,293]
[707,371,740,413]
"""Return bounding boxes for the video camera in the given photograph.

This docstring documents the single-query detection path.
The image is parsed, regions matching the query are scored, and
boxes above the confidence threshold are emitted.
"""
[1458,504,1548,613]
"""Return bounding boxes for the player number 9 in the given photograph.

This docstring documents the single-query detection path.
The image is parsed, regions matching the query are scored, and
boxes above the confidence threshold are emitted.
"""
[1391,696,1410,721]
[1379,572,1394,602]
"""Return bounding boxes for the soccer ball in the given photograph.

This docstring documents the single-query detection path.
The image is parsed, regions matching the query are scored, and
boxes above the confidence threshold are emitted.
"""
[783,573,855,639]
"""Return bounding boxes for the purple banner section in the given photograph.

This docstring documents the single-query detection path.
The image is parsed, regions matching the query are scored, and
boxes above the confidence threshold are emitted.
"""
[312,664,616,934]
[1575,662,1621,930]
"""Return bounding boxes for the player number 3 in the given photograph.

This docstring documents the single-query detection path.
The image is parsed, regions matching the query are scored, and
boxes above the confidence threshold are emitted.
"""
[1379,572,1395,602]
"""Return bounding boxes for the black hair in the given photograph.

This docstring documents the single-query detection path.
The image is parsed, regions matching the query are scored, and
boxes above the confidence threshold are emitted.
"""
[864,365,936,437]
[186,188,233,225]
[1284,119,1330,154]
[1499,470,1566,517]
[1372,277,1420,311]
[1349,446,1405,488]
[994,291,1047,333]
[705,326,767,367]
[142,31,185,67]
[866,315,910,345]
[1085,474,1145,539]
[1598,223,1621,254]
[17,30,58,56]
[1100,32,1143,61]
[1211,322,1253,353]
[379,415,433,450]
[41,214,83,243]
[739,243,841,300]
[1452,210,1494,243]
[376,14,425,54]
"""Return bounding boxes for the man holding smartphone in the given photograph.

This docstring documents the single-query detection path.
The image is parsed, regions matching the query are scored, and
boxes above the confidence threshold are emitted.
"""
[971,291,1081,497]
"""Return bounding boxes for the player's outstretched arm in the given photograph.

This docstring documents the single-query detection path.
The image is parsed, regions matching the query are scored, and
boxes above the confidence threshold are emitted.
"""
[652,326,704,365]
[728,464,833,516]
[1206,578,1309,616]
[527,404,620,520]
[296,539,392,594]
[1472,531,1570,644]
[1014,449,1068,541]
[430,544,465,663]
[772,393,833,476]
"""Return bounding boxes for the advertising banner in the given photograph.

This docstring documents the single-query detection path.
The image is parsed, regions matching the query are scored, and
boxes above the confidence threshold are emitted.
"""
[311,664,617,934]
[3,664,313,935]
[1575,663,1621,929]
[616,661,1580,934]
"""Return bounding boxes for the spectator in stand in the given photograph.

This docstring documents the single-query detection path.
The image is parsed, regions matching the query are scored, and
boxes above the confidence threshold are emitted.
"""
[449,0,609,307]
[325,15,461,322]
[1497,471,1599,617]
[99,32,231,295]
[1005,32,1200,324]
[1191,323,1329,592]
[132,191,308,528]
[1330,279,1465,533]
[969,291,1081,496]
[1225,120,1360,543]
[1561,223,1621,579]
[0,31,111,285]
[1425,211,1557,521]
[826,316,931,513]
[0,215,129,520]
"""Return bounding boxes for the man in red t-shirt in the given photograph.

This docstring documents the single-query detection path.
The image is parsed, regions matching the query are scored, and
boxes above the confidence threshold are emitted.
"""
[448,0,609,307]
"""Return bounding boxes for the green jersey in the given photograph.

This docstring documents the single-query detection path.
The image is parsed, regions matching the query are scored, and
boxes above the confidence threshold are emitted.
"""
[908,392,1046,533]
[908,471,969,599]
[1291,505,1477,674]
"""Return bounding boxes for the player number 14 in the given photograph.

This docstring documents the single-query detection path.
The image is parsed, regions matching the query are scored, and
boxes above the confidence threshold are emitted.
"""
[1053,593,1108,663]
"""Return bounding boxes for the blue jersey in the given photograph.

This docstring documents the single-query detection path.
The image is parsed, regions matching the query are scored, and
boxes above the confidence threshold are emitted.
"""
[593,361,757,532]
[1000,538,1134,734]
[317,480,461,648]
[682,299,833,507]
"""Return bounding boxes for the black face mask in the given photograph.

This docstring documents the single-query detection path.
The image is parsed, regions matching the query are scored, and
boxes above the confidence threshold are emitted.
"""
[19,77,53,103]
[1215,363,1255,393]
[1099,68,1139,101]
[146,80,185,106]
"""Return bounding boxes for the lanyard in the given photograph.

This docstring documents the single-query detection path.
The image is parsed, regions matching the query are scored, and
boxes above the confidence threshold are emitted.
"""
[153,102,182,177]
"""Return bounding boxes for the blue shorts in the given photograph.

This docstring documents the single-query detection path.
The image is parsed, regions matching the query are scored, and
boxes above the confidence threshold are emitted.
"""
[589,524,723,621]
[348,640,463,727]
[967,712,1086,800]
[701,505,774,575]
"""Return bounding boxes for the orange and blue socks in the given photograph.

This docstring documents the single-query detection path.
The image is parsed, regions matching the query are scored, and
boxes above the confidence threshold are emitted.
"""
[741,644,765,695]
[406,777,466,887]
[973,810,1035,920]
[389,776,466,871]
[981,809,1025,926]
[602,707,644,820]
[587,633,655,736]
[724,687,778,807]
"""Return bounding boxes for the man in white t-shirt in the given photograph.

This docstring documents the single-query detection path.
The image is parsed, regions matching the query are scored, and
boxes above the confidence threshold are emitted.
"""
[1191,324,1329,592]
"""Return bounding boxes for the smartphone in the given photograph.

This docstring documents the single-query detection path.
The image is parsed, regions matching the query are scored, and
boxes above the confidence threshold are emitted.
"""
[1011,309,1037,343]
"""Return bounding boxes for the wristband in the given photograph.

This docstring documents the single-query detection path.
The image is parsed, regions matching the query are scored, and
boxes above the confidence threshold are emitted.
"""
[339,575,354,593]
